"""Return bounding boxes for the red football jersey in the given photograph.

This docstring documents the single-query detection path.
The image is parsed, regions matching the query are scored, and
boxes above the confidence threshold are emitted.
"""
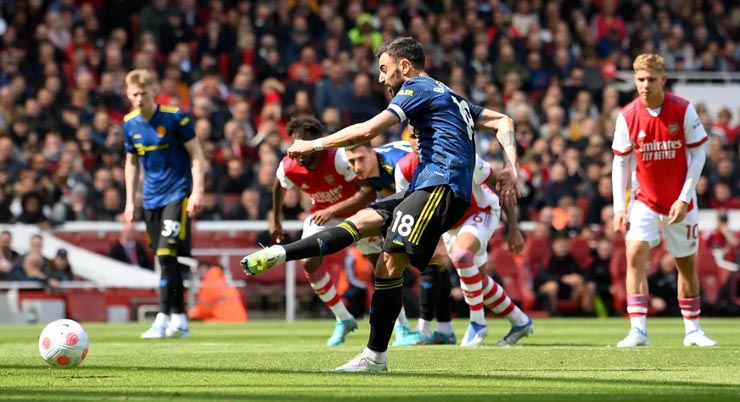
[276,148,360,217]
[612,92,708,215]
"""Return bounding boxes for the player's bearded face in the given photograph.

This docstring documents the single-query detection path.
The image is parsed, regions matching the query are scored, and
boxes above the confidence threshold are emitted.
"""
[378,53,404,96]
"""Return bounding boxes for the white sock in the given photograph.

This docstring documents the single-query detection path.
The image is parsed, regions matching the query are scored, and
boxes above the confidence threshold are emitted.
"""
[417,318,432,337]
[362,347,386,363]
[395,306,409,327]
[630,315,647,332]
[435,321,453,335]
[271,245,287,264]
[153,312,169,328]
[506,308,530,327]
[170,313,188,328]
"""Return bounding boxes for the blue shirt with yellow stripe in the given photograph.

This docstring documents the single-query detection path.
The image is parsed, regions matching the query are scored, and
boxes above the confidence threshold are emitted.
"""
[367,141,412,195]
[123,104,195,210]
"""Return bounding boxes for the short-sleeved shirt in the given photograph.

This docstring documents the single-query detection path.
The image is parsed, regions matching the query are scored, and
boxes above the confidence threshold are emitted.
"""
[612,93,708,215]
[277,148,360,217]
[124,104,196,209]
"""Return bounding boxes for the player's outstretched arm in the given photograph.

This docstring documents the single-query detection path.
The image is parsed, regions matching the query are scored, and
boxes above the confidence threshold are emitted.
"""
[184,138,206,218]
[123,152,140,223]
[288,111,399,158]
[474,109,517,170]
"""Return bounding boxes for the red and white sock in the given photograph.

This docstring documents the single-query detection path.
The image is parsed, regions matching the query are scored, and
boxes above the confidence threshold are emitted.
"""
[452,250,486,325]
[481,275,528,326]
[626,294,649,332]
[308,267,352,321]
[678,296,701,333]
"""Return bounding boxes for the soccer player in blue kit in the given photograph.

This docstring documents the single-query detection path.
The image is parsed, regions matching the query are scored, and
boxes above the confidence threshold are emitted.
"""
[244,37,519,372]
[123,69,207,339]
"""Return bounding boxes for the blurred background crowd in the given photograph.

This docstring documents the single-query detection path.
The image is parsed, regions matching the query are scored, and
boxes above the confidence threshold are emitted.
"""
[0,0,739,316]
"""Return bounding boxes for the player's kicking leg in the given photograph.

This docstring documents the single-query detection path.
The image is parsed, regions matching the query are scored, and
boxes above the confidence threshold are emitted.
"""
[241,208,383,275]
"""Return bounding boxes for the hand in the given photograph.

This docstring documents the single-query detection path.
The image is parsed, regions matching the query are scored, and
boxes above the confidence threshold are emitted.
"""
[613,210,628,234]
[311,208,335,226]
[270,221,285,244]
[506,228,525,255]
[123,203,136,223]
[495,166,520,208]
[287,140,316,159]
[561,273,583,287]
[187,192,203,218]
[668,199,688,225]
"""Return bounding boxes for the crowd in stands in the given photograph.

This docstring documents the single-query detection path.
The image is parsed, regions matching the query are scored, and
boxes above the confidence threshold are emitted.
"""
[0,0,739,315]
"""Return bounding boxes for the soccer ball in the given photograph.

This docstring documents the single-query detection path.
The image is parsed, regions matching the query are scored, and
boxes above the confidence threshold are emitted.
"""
[38,319,89,368]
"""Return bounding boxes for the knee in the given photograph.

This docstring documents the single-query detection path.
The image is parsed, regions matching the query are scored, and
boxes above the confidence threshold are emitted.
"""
[381,253,406,278]
[540,281,558,295]
[348,209,382,235]
[450,250,474,267]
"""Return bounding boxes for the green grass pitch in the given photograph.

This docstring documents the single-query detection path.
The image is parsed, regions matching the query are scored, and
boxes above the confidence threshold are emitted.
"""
[1,318,738,402]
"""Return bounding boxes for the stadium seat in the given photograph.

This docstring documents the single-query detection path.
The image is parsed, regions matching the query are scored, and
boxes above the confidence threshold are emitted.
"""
[609,251,628,314]
[66,289,108,322]
[489,246,536,312]
[696,247,724,306]
[569,236,593,269]
[523,236,550,275]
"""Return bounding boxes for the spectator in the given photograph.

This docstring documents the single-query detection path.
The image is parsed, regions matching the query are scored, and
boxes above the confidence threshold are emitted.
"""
[0,230,18,280]
[648,254,681,317]
[216,158,251,195]
[48,248,73,281]
[8,251,59,288]
[536,232,595,316]
[228,188,263,221]
[108,221,153,270]
[589,237,615,316]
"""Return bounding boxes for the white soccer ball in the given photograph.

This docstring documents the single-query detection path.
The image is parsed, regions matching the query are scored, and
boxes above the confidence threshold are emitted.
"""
[38,319,89,368]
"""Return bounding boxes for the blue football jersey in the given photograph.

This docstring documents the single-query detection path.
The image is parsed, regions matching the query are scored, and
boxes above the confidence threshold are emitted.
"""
[385,76,482,203]
[123,104,196,209]
[367,141,412,195]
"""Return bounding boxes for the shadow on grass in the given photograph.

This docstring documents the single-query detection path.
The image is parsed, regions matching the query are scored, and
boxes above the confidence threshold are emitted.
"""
[1,387,739,402]
[1,364,738,391]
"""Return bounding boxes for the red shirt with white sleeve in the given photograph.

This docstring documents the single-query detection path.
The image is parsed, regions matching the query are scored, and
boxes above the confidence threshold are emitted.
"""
[276,148,360,217]
[612,92,708,215]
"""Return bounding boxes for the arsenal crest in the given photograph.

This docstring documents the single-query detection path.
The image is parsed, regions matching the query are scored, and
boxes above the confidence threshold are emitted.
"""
[667,123,679,135]
[156,126,167,137]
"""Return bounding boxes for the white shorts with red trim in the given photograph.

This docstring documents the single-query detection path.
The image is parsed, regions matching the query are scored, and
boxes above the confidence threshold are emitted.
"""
[626,199,699,258]
[442,209,501,268]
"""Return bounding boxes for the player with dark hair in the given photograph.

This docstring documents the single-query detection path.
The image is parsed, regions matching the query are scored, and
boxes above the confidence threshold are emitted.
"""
[270,115,378,346]
[123,69,206,339]
[243,37,519,371]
